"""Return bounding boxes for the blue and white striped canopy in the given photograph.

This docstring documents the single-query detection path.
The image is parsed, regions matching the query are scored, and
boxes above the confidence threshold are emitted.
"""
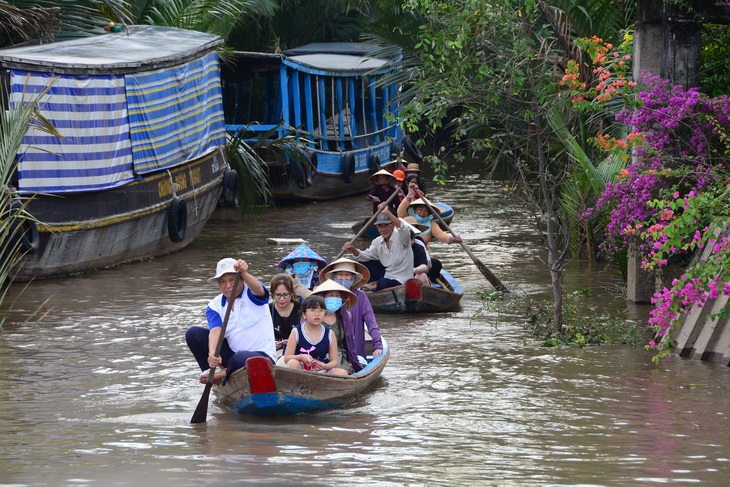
[11,51,225,194]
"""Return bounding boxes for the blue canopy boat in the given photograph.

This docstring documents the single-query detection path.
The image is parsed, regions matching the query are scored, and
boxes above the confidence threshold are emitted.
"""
[0,26,232,280]
[221,42,417,202]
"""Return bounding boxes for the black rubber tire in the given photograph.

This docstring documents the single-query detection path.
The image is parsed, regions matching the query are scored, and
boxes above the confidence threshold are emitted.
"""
[305,152,317,187]
[222,169,239,209]
[368,155,380,174]
[290,156,311,189]
[342,153,356,184]
[403,136,424,163]
[168,197,188,243]
[9,201,39,254]
[390,141,400,159]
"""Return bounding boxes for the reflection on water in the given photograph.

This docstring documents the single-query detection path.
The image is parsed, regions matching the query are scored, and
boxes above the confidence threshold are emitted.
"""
[2,170,730,486]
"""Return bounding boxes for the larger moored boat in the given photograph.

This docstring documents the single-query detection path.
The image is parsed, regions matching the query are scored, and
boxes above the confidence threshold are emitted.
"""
[0,25,234,280]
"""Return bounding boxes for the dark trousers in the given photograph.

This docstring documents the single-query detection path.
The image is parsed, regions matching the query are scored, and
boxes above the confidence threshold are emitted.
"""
[361,260,402,290]
[428,257,443,283]
[185,326,273,382]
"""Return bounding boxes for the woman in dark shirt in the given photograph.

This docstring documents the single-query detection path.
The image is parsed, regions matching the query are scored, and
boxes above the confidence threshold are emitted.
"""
[269,273,302,351]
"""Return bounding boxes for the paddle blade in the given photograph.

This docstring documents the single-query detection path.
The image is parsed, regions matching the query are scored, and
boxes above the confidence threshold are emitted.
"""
[190,382,213,424]
[461,243,508,292]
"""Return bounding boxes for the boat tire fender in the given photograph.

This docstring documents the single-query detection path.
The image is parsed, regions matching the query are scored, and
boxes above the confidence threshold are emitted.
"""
[168,197,187,243]
[290,156,311,189]
[390,141,400,159]
[9,201,40,254]
[403,136,423,163]
[222,169,239,209]
[305,152,317,187]
[368,155,380,175]
[342,153,356,184]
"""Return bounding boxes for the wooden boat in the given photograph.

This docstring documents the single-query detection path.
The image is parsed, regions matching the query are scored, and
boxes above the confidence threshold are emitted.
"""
[220,42,420,202]
[367,270,464,313]
[213,338,389,416]
[351,201,455,239]
[0,26,235,280]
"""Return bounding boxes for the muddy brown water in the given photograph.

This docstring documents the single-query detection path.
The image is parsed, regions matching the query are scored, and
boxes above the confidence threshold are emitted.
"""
[2,168,730,486]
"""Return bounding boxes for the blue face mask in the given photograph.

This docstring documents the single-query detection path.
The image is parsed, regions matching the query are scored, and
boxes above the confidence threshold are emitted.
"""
[333,277,355,289]
[324,297,343,313]
[292,261,312,275]
[414,213,431,226]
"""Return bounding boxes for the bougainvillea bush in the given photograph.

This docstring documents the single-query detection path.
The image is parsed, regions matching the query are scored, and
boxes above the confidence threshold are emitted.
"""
[598,76,730,360]
[564,35,730,361]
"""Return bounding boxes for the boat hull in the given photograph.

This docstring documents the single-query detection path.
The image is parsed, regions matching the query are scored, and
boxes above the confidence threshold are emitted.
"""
[214,345,389,416]
[367,271,464,314]
[269,143,397,202]
[15,148,227,280]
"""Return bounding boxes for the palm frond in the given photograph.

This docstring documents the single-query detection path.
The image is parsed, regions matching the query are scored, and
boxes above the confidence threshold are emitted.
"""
[0,1,61,45]
[0,81,60,328]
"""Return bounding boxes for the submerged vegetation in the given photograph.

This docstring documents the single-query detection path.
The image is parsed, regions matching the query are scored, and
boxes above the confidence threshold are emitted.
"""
[472,289,647,349]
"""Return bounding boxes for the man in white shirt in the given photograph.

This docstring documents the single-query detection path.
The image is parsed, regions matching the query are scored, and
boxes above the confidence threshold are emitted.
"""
[342,205,414,291]
[185,258,276,385]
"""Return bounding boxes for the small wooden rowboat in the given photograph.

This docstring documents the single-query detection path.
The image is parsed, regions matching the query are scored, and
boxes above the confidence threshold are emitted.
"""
[213,339,389,416]
[350,201,455,239]
[367,270,464,314]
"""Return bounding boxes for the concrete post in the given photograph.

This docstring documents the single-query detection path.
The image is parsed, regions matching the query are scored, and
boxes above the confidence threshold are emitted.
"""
[626,248,654,304]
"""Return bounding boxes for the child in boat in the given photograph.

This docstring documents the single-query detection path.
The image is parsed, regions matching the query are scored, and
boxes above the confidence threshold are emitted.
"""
[283,295,349,376]
[367,168,403,215]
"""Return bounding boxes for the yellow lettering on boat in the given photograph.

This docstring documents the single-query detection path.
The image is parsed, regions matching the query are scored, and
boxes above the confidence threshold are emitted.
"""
[189,167,202,186]
[174,173,188,191]
[158,179,172,198]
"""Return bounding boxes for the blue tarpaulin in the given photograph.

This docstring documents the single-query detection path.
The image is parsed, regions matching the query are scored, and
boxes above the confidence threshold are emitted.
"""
[11,51,225,194]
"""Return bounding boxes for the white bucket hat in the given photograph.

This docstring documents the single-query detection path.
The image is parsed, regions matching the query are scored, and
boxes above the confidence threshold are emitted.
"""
[207,258,237,285]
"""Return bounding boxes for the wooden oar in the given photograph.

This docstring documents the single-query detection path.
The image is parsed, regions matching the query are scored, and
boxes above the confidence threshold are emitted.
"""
[334,188,401,260]
[190,271,241,424]
[415,190,508,292]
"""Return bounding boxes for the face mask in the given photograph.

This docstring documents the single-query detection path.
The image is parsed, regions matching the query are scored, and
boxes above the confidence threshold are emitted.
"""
[333,277,355,289]
[324,297,343,313]
[415,213,431,226]
[292,261,312,275]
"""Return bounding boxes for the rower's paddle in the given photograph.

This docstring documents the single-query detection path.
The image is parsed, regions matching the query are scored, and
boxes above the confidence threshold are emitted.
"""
[334,188,401,260]
[190,271,241,424]
[414,189,508,292]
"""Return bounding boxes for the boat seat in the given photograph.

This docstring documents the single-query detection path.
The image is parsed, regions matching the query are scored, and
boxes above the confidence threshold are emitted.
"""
[433,277,448,289]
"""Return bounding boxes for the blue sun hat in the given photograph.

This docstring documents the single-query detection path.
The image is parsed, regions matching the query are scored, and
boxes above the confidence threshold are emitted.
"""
[277,243,327,270]
[277,243,328,290]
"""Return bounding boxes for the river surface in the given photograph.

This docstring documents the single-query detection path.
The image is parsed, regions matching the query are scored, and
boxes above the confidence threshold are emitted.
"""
[2,168,730,486]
